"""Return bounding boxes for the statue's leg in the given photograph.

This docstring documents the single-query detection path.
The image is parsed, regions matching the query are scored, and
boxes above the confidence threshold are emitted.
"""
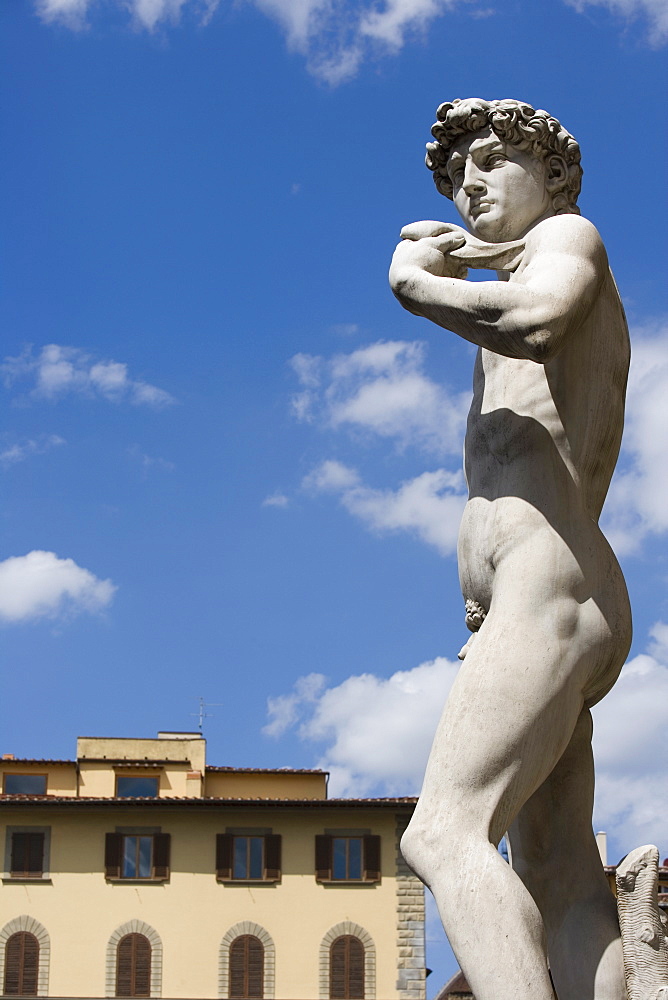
[401,584,605,1000]
[509,708,626,1000]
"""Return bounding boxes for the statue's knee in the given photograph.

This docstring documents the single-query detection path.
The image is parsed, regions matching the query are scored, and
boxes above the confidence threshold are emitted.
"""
[400,818,436,880]
[401,814,462,882]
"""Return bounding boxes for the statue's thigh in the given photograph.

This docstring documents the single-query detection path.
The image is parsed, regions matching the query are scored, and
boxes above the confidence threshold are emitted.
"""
[509,708,596,877]
[419,609,588,835]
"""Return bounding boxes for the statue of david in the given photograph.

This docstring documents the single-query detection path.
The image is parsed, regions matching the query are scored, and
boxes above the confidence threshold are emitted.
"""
[390,98,632,1000]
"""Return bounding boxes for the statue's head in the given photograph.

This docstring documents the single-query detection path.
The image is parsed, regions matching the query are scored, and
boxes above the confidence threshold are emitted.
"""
[426,99,582,239]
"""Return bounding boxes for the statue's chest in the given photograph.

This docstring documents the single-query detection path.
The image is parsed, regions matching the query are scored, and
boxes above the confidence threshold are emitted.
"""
[475,350,553,422]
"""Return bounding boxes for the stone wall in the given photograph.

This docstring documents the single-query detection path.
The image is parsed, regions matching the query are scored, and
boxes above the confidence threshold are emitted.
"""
[395,814,426,1000]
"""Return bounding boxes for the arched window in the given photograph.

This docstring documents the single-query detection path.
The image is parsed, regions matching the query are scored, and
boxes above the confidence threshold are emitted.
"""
[330,936,364,1000]
[3,932,39,996]
[229,935,264,999]
[116,934,151,998]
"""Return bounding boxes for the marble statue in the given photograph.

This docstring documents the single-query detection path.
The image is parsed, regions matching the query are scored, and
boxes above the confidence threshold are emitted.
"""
[616,846,668,1000]
[389,98,634,999]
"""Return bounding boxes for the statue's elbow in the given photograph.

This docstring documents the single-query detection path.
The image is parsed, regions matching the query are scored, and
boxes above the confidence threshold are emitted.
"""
[390,278,421,317]
[523,328,564,364]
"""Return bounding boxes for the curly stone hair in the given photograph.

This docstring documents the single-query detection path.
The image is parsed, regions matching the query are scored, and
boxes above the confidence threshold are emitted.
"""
[426,98,583,216]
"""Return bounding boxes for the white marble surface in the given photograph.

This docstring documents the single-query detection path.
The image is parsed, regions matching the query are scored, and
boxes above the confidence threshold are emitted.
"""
[391,99,631,1000]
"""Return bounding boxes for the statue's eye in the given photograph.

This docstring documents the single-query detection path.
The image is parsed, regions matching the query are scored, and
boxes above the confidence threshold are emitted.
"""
[486,154,506,168]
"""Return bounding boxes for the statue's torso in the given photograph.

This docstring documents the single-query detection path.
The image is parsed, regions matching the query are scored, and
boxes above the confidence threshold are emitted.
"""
[458,267,630,618]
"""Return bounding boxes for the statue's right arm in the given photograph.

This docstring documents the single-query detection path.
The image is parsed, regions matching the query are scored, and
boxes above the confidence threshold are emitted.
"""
[389,215,607,363]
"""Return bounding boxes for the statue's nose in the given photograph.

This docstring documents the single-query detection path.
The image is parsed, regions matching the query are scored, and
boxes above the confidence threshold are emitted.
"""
[463,162,486,195]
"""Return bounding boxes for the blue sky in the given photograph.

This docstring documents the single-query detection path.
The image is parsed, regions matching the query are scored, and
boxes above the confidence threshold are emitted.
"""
[2,0,667,989]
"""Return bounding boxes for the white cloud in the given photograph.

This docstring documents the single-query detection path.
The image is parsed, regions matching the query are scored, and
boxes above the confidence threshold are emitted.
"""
[330,323,360,337]
[264,625,668,857]
[304,460,466,555]
[0,434,65,468]
[359,0,453,49]
[291,340,470,456]
[263,672,327,737]
[262,491,290,508]
[592,640,668,857]
[303,459,361,492]
[602,319,668,554]
[35,0,666,80]
[36,0,193,30]
[564,0,668,45]
[0,550,116,624]
[33,0,487,83]
[264,657,458,794]
[2,344,175,408]
[127,444,175,474]
[36,0,90,28]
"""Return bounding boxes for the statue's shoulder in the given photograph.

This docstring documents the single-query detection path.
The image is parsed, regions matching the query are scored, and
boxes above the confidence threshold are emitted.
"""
[524,214,607,267]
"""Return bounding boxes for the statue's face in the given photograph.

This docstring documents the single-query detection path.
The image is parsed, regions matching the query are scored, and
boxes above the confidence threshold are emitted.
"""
[447,127,553,242]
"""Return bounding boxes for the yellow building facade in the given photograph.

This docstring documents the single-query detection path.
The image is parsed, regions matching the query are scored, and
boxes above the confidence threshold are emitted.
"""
[0,733,425,1000]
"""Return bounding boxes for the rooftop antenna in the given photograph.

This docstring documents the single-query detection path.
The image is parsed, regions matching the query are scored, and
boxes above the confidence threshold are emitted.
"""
[191,697,223,734]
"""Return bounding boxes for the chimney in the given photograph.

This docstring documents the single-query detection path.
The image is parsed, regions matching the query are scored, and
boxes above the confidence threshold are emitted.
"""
[596,831,608,866]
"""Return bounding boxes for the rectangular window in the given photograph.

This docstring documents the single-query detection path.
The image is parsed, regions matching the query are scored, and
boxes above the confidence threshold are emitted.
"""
[10,831,45,877]
[116,776,159,798]
[122,835,153,878]
[332,837,363,880]
[105,831,170,881]
[315,834,381,883]
[233,836,264,880]
[216,833,281,882]
[3,774,47,795]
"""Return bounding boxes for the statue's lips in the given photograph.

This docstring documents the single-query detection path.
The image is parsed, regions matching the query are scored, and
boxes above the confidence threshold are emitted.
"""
[470,200,492,217]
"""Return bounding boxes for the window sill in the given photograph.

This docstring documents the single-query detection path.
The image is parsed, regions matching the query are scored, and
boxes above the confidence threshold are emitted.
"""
[216,878,279,885]
[105,877,169,884]
[2,876,52,884]
[317,879,380,886]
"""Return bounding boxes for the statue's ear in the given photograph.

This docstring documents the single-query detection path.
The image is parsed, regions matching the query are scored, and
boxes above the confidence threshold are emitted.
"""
[545,154,568,192]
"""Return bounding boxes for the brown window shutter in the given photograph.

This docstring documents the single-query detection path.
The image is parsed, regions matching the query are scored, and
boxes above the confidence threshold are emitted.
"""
[4,932,39,996]
[27,833,44,875]
[229,937,245,998]
[363,835,381,881]
[315,834,332,882]
[216,833,233,880]
[116,936,133,997]
[10,832,43,876]
[105,832,122,879]
[133,935,151,997]
[348,937,365,999]
[116,933,151,998]
[246,936,264,998]
[230,935,263,999]
[330,937,347,999]
[152,832,170,879]
[10,833,28,875]
[330,936,364,1000]
[263,834,281,881]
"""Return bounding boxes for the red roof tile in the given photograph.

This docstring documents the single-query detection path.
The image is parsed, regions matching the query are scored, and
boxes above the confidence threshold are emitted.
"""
[0,759,73,765]
[0,794,417,807]
[206,766,327,774]
[435,969,472,999]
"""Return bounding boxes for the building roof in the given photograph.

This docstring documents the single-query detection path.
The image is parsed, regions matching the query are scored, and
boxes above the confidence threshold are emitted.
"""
[435,969,473,999]
[1,759,327,773]
[0,794,417,808]
[206,765,327,774]
[0,758,73,765]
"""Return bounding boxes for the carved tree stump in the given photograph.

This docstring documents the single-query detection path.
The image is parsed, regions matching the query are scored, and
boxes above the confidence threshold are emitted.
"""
[616,845,668,1000]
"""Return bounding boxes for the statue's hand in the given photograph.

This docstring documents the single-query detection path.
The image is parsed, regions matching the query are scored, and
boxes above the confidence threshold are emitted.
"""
[390,222,468,287]
[399,220,468,243]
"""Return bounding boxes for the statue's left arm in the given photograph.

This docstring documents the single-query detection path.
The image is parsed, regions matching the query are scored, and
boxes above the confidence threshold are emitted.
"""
[389,215,607,363]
